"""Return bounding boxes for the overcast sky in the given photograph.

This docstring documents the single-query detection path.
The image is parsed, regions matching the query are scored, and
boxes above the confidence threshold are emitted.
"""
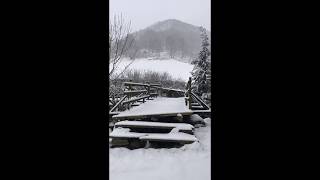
[110,0,211,32]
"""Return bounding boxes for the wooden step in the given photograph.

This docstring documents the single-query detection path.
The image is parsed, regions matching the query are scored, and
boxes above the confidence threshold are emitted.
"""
[110,127,197,144]
[114,121,194,132]
[139,133,197,144]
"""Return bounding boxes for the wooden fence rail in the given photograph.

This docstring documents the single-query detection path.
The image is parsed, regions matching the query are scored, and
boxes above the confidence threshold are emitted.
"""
[109,79,197,116]
[110,81,162,114]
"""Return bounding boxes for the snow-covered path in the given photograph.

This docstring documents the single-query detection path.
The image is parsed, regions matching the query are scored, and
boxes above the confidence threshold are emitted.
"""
[113,97,193,119]
[109,119,211,180]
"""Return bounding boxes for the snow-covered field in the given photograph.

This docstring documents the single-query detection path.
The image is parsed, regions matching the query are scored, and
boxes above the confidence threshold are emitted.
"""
[111,58,194,81]
[109,118,211,180]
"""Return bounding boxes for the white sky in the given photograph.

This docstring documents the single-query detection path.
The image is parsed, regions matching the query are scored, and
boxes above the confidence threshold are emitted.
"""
[110,0,211,32]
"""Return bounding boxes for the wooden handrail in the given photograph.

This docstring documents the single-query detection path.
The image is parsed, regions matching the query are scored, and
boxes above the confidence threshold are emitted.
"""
[109,95,127,112]
[122,95,150,105]
[123,90,147,94]
[123,82,162,88]
[186,77,192,109]
[123,82,149,87]
[160,87,185,93]
[190,92,210,110]
[150,83,161,86]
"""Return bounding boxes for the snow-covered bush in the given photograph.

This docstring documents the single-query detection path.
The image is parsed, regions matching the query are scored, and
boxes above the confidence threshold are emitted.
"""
[118,70,186,90]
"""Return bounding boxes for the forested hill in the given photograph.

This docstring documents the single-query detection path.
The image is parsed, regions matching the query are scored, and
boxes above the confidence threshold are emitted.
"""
[126,19,211,62]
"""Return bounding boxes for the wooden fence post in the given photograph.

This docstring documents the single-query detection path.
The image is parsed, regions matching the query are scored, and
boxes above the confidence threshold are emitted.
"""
[146,81,150,99]
[187,77,192,109]
[128,79,133,100]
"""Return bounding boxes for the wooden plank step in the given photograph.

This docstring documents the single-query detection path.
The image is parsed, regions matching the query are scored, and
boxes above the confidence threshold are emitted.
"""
[113,111,193,120]
[110,128,197,144]
[140,133,197,144]
[114,121,194,131]
[110,128,145,139]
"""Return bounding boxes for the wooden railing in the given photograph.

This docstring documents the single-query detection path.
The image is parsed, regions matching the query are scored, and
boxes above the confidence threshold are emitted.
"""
[109,81,161,114]
[185,77,210,110]
[185,77,192,109]
[109,79,199,116]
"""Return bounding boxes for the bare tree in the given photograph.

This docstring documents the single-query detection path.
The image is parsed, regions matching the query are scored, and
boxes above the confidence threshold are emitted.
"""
[108,14,138,109]
[109,14,135,80]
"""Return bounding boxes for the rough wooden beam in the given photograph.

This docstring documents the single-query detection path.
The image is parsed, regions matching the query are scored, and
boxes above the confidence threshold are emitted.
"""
[109,95,127,112]
[122,95,150,105]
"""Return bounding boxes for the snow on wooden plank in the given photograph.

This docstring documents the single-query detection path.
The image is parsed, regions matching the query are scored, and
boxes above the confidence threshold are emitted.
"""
[139,132,197,142]
[191,109,211,113]
[123,82,148,86]
[113,97,193,119]
[110,127,197,143]
[115,120,194,131]
[192,105,203,108]
[122,95,150,104]
[110,128,146,138]
[123,90,147,94]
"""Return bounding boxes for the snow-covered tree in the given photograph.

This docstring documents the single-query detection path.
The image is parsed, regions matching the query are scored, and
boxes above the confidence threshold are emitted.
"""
[191,26,211,96]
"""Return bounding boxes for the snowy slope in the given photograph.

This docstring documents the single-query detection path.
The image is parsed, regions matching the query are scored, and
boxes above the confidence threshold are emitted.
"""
[111,58,194,81]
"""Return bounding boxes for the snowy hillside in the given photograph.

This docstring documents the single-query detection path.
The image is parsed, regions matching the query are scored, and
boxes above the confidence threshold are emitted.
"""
[112,58,194,81]
[126,19,211,60]
[147,19,201,33]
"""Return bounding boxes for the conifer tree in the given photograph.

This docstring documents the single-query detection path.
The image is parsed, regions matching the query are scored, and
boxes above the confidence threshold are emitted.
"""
[191,27,211,96]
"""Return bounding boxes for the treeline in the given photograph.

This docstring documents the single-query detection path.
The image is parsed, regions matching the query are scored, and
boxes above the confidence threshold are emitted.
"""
[128,29,200,59]
[118,70,186,90]
[109,70,187,98]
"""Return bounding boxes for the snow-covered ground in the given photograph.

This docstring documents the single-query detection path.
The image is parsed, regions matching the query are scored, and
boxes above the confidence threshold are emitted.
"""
[109,58,210,180]
[109,118,211,180]
[111,58,194,81]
